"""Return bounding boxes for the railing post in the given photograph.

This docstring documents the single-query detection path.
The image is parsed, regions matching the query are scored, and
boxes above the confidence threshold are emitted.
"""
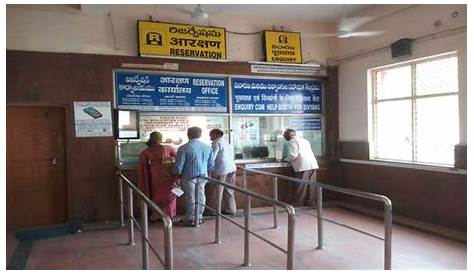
[243,194,251,266]
[215,184,222,244]
[141,201,149,269]
[316,186,323,249]
[287,208,295,270]
[243,168,247,189]
[164,220,174,270]
[128,186,135,246]
[194,178,200,227]
[384,202,392,270]
[119,176,125,227]
[272,176,279,229]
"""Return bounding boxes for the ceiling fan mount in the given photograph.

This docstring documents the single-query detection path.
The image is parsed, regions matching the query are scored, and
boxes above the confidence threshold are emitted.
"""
[302,7,385,39]
[190,4,208,21]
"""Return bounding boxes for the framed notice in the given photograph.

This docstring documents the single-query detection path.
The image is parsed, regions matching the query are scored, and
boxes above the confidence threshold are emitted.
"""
[231,77,321,114]
[137,20,226,61]
[114,71,228,113]
[74,101,113,137]
[263,30,302,64]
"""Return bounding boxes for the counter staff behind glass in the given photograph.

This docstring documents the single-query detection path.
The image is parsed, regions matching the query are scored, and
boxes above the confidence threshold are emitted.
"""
[231,116,322,161]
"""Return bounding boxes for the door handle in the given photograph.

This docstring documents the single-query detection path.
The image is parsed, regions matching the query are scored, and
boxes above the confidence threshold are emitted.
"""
[51,157,57,165]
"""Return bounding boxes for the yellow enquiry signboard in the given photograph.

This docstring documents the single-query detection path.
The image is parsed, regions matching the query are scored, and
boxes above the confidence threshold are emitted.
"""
[264,30,302,64]
[137,20,226,61]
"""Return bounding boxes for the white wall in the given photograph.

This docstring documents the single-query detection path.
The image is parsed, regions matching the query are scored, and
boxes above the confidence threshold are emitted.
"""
[337,4,467,144]
[6,4,467,145]
[6,4,337,64]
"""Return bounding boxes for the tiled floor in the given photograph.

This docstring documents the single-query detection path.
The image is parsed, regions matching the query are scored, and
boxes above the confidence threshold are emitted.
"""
[6,207,466,270]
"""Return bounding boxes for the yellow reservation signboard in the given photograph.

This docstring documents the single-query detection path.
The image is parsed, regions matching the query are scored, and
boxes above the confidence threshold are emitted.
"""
[264,30,302,64]
[137,21,227,61]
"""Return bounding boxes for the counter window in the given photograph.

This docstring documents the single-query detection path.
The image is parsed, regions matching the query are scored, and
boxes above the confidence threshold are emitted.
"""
[139,114,229,145]
[116,110,139,139]
[117,114,229,165]
[232,116,322,160]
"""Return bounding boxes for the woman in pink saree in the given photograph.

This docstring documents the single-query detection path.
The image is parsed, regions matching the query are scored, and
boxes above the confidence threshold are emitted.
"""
[137,132,178,220]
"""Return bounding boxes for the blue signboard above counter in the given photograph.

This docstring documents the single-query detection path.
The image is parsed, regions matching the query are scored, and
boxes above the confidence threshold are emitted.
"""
[290,117,321,130]
[231,77,321,114]
[115,71,228,112]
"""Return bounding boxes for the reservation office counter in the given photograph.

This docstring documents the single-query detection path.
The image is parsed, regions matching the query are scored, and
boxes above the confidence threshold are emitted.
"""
[114,70,331,212]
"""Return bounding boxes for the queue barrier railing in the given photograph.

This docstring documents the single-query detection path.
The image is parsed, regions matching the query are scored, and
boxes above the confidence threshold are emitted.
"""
[240,166,393,270]
[117,172,173,270]
[195,175,296,270]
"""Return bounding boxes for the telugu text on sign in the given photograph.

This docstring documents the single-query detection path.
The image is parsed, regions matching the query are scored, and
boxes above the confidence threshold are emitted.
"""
[138,21,227,61]
[264,31,302,64]
[231,77,321,114]
[115,71,228,113]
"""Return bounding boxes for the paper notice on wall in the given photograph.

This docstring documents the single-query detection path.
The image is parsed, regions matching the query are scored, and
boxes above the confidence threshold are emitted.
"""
[74,101,113,137]
[139,114,227,146]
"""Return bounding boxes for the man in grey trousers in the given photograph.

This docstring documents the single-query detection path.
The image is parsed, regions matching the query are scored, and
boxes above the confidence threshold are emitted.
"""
[207,128,237,215]
[174,127,214,226]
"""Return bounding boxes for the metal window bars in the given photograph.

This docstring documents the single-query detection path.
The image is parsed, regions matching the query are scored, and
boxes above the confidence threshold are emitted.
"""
[117,172,174,270]
[195,175,296,270]
[240,166,393,270]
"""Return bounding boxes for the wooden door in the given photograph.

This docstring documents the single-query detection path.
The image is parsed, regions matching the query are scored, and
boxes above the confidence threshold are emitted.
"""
[6,107,67,227]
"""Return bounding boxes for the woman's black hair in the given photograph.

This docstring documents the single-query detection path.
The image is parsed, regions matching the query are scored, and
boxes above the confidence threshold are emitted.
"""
[146,131,162,147]
[209,128,224,137]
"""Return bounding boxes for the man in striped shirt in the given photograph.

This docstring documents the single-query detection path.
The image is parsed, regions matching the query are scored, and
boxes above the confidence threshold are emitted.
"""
[175,126,214,226]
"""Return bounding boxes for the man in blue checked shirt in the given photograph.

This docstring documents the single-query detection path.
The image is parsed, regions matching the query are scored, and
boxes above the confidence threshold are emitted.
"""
[174,126,214,226]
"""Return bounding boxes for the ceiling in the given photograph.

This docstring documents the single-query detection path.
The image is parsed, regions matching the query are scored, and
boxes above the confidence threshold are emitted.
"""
[166,4,373,23]
[9,4,373,23]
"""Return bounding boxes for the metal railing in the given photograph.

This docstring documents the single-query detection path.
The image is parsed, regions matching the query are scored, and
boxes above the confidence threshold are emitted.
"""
[117,172,174,270]
[195,175,296,270]
[241,166,392,270]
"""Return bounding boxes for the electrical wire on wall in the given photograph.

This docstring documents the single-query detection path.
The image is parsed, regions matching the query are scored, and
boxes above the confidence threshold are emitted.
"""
[107,10,120,51]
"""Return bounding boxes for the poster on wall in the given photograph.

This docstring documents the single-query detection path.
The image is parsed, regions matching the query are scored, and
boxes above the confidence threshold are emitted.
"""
[74,101,113,137]
[137,21,226,61]
[115,71,228,113]
[231,77,321,114]
[263,30,302,64]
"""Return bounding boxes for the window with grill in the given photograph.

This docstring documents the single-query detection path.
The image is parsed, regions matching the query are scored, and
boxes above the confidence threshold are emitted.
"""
[369,52,459,166]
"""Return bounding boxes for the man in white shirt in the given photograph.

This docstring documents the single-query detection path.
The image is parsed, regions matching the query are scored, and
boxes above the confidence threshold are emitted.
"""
[283,128,319,207]
[207,129,237,215]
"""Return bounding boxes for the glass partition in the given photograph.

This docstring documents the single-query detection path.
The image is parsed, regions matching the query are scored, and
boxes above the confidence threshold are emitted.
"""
[116,113,229,165]
[117,114,322,164]
[117,110,139,139]
[231,116,322,160]
[139,113,229,145]
[117,141,147,165]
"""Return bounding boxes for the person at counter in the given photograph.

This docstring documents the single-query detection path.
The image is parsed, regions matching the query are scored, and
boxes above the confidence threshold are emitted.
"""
[137,131,178,221]
[208,129,237,215]
[283,128,319,207]
[174,126,214,226]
